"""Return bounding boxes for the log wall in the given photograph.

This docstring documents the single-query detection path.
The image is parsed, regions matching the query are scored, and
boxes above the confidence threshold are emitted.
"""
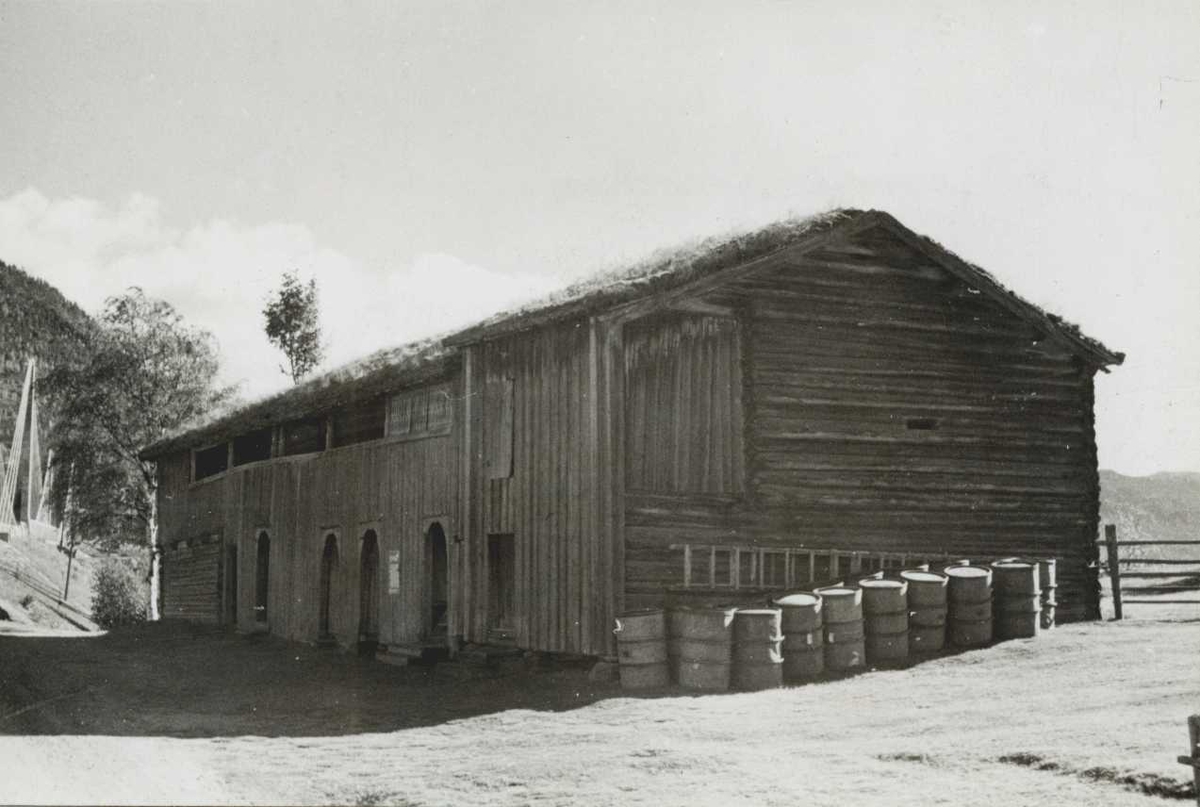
[623,225,1102,622]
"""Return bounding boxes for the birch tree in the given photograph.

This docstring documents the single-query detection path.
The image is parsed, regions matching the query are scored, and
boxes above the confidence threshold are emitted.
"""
[42,288,235,616]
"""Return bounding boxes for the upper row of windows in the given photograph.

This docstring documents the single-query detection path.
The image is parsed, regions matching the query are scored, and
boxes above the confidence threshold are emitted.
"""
[193,384,453,482]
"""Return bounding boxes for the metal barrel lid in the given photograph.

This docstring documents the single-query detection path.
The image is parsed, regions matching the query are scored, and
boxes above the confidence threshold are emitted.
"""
[944,565,991,579]
[773,592,822,608]
[859,578,905,590]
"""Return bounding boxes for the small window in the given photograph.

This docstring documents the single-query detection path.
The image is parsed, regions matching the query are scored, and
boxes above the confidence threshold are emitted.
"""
[331,398,387,448]
[194,443,228,481]
[233,427,273,466]
[282,418,327,456]
[388,384,453,439]
[906,418,939,431]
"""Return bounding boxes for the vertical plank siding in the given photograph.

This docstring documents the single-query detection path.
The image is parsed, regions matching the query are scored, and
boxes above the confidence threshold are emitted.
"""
[461,320,607,655]
[156,376,462,650]
[622,227,1103,623]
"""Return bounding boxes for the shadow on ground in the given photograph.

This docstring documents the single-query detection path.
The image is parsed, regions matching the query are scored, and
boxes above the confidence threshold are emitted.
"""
[3,613,1196,741]
[0,621,629,738]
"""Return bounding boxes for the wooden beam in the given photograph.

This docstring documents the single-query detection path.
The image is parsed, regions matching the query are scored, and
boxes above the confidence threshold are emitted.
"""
[667,299,736,318]
[1105,524,1122,620]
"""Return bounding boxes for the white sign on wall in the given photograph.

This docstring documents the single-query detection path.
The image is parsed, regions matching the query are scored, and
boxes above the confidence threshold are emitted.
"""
[388,550,400,594]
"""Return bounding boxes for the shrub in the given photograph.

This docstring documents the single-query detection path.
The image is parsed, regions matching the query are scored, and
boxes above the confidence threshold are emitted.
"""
[19,594,34,608]
[91,560,147,629]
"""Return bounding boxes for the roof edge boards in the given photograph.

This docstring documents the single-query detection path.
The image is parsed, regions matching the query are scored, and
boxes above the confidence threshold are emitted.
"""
[868,213,1124,369]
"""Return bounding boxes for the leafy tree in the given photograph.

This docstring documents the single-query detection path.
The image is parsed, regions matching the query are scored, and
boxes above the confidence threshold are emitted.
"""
[263,271,324,384]
[41,288,235,561]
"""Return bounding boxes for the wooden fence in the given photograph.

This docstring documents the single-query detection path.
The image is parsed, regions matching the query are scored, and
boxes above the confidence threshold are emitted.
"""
[1102,524,1200,619]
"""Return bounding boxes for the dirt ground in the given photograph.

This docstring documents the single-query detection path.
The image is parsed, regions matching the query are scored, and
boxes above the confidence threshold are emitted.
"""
[1,614,1197,806]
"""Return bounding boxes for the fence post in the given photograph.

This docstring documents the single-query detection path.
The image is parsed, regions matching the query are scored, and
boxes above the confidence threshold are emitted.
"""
[1177,715,1199,805]
[1105,524,1123,620]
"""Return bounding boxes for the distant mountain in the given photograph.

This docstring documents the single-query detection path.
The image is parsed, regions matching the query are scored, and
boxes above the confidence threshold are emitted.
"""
[0,259,93,443]
[1099,469,1200,558]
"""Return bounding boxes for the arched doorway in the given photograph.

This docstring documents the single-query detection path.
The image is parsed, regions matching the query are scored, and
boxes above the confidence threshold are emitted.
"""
[358,530,379,655]
[254,531,270,623]
[318,533,338,638]
[426,522,448,638]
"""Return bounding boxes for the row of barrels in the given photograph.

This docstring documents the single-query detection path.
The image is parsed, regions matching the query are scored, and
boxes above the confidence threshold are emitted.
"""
[614,557,1057,691]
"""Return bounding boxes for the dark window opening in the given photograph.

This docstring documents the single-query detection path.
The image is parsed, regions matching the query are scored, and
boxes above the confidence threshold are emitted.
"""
[233,427,273,466]
[331,398,386,448]
[282,418,327,456]
[906,417,939,431]
[254,531,270,623]
[194,443,228,481]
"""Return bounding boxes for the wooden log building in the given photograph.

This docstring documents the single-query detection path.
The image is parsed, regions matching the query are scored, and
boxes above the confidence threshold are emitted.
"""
[139,210,1123,659]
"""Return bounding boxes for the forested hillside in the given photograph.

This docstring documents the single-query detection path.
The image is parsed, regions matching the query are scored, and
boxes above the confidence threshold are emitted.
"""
[1099,469,1200,558]
[0,259,93,442]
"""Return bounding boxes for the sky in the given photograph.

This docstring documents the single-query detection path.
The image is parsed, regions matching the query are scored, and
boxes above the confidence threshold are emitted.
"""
[0,1,1197,475]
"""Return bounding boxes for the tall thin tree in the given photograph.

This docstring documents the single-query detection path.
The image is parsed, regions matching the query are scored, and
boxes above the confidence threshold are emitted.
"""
[263,271,324,384]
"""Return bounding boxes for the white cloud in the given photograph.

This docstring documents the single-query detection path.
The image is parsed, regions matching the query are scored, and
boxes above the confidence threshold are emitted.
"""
[0,189,560,400]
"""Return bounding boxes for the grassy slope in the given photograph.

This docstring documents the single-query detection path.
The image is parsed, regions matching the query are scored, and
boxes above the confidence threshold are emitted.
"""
[1,618,1195,806]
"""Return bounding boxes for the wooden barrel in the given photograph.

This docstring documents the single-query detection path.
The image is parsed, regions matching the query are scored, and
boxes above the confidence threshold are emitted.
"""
[994,594,1041,639]
[821,587,865,671]
[950,600,992,621]
[910,607,947,627]
[865,632,908,662]
[824,639,865,671]
[824,618,865,642]
[909,625,945,652]
[947,618,992,647]
[773,592,823,633]
[991,560,1041,597]
[992,560,1041,641]
[945,565,992,604]
[782,645,824,679]
[945,566,992,647]
[731,609,782,691]
[774,592,825,681]
[860,579,908,664]
[900,570,948,607]
[615,609,668,689]
[902,569,948,654]
[996,610,1040,640]
[865,611,908,634]
[817,586,863,623]
[668,606,735,691]
[860,579,908,615]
